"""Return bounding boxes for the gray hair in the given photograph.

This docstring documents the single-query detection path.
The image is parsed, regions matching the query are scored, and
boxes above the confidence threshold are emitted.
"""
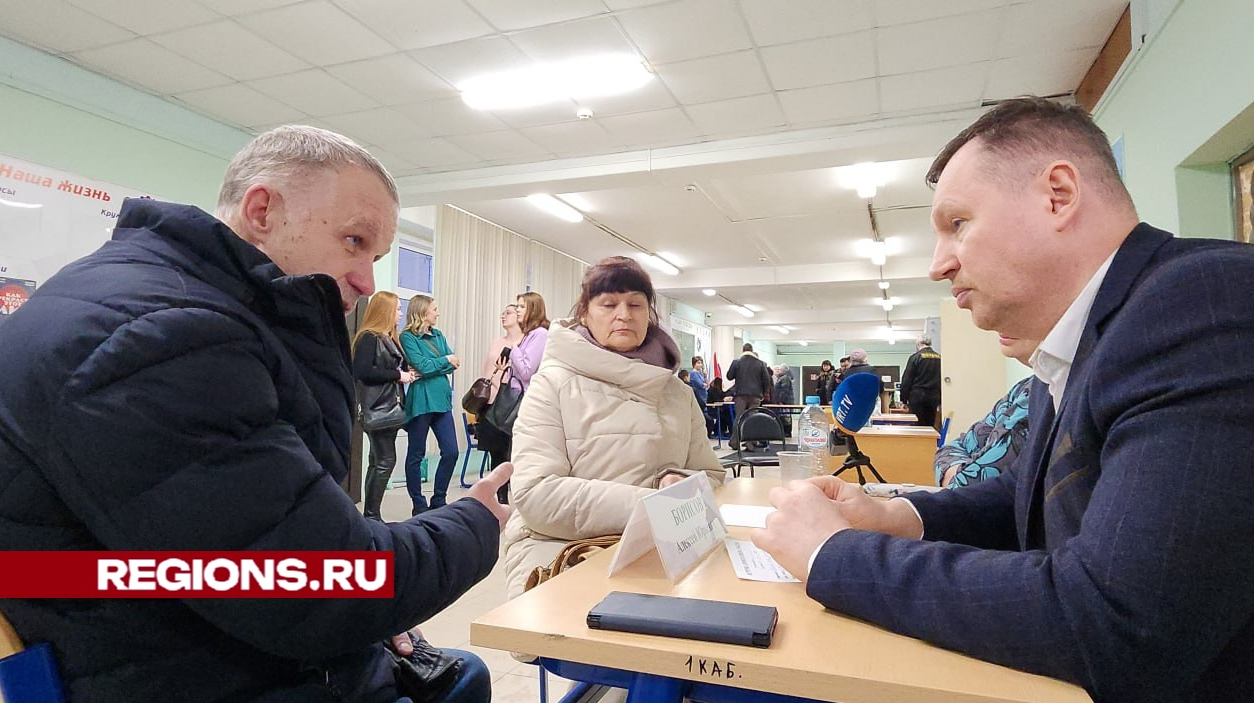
[918,337,932,347]
[216,125,398,220]
[849,349,868,363]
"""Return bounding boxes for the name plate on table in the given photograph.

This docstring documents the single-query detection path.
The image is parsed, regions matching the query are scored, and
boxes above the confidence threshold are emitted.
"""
[608,472,727,582]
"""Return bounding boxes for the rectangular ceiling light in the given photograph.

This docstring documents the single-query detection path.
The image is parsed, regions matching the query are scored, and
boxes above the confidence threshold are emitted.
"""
[461,55,652,111]
[527,194,583,223]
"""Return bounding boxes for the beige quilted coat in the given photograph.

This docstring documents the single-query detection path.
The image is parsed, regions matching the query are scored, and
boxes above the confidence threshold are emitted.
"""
[501,320,724,599]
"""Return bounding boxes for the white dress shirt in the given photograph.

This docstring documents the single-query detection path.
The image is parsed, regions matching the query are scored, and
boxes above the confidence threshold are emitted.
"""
[1029,251,1117,411]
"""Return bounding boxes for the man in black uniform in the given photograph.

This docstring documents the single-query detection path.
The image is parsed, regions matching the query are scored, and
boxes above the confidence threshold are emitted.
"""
[900,337,942,428]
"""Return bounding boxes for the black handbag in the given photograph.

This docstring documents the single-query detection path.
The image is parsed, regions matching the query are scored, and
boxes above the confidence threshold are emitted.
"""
[359,336,407,432]
[462,347,509,416]
[386,635,462,703]
[482,367,523,436]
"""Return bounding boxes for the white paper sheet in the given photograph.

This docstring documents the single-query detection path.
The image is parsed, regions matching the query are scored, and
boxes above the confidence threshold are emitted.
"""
[724,538,800,583]
[720,504,775,528]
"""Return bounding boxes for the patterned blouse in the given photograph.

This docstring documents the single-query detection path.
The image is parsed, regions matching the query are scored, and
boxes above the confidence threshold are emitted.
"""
[934,376,1033,488]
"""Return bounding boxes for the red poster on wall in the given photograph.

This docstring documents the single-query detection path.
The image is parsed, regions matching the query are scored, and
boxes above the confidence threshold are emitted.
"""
[0,275,36,327]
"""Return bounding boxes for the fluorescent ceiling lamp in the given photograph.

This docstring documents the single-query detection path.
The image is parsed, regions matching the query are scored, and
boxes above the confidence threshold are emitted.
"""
[637,253,680,276]
[655,251,684,267]
[799,340,809,347]
[701,288,717,296]
[527,194,583,223]
[732,304,755,318]
[838,161,888,200]
[869,241,887,266]
[880,299,895,311]
[460,54,653,111]
[745,303,764,312]
[878,280,891,290]
[772,325,790,334]
[0,198,42,209]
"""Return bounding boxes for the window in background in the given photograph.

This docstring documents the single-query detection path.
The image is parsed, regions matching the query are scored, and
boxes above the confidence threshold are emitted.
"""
[397,246,434,320]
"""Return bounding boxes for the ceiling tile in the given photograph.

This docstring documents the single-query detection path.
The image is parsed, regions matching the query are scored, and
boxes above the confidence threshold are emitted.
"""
[598,107,700,147]
[248,69,380,116]
[234,0,392,65]
[999,0,1127,57]
[388,137,480,169]
[443,130,553,162]
[173,83,307,128]
[410,36,530,87]
[466,0,608,31]
[197,0,302,14]
[655,51,771,105]
[616,0,754,65]
[150,19,309,80]
[66,0,219,35]
[0,0,134,53]
[327,53,458,105]
[685,93,786,136]
[985,48,1094,99]
[602,0,669,8]
[872,0,1006,26]
[877,11,1001,76]
[70,39,232,95]
[334,0,493,51]
[740,0,874,46]
[396,97,508,136]
[360,146,421,178]
[321,107,432,145]
[519,121,627,157]
[879,64,987,114]
[760,32,875,90]
[508,16,636,63]
[577,77,677,116]
[776,79,879,125]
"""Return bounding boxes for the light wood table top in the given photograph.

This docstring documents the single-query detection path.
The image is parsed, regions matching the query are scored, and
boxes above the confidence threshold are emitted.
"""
[471,478,1089,702]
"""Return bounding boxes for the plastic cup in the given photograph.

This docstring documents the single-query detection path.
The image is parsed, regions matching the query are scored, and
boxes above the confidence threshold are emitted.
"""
[777,451,813,484]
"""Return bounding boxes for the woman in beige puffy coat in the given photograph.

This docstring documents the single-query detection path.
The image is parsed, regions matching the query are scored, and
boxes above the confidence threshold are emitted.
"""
[502,256,724,599]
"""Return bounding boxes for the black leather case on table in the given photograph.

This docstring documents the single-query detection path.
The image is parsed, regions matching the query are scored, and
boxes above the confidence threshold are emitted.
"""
[586,591,778,648]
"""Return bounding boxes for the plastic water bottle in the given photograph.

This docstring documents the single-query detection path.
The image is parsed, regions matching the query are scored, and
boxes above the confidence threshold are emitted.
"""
[799,395,830,475]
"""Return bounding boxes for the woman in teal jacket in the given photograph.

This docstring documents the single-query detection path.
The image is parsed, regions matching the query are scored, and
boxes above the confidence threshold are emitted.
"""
[400,295,462,514]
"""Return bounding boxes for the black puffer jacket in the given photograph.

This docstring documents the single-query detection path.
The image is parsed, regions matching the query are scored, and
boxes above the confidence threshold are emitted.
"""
[0,199,499,701]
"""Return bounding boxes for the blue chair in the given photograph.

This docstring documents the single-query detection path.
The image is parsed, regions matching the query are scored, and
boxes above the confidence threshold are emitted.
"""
[937,412,953,447]
[0,610,65,702]
[459,412,490,488]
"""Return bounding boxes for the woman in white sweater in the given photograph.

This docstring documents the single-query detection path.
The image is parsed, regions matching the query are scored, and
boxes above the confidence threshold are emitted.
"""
[501,256,724,599]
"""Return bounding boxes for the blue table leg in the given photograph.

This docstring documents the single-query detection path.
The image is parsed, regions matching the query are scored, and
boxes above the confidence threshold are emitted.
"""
[626,672,687,702]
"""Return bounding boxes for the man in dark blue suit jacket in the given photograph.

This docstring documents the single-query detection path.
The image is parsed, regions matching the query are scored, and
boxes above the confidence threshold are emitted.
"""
[753,97,1254,701]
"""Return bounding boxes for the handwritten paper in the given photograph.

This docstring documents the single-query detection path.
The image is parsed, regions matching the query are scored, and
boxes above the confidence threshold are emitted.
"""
[724,539,799,583]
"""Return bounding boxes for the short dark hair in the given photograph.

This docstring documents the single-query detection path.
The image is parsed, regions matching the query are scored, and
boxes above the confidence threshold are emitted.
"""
[839,356,850,363]
[926,96,1131,207]
[691,355,703,366]
[821,360,832,367]
[742,343,753,352]
[678,369,690,381]
[573,256,658,325]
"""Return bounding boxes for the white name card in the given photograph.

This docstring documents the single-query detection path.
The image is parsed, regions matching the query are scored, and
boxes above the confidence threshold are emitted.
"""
[608,472,727,583]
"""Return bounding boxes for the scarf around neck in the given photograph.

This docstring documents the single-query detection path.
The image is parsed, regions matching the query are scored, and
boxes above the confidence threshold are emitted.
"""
[574,323,680,371]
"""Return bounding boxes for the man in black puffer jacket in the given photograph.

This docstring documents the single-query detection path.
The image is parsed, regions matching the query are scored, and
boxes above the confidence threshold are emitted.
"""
[0,126,510,701]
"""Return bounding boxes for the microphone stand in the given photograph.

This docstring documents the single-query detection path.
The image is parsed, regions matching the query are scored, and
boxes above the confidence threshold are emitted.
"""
[831,433,886,485]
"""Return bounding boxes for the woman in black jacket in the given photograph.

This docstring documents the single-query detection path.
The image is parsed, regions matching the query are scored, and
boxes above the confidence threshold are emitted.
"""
[352,291,417,519]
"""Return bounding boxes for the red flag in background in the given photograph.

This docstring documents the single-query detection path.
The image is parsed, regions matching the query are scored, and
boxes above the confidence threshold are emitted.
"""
[712,352,723,380]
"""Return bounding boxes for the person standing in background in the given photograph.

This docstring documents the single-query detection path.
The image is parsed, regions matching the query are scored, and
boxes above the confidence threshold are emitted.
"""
[476,304,523,472]
[352,291,418,520]
[491,291,550,503]
[773,363,795,405]
[726,342,771,450]
[816,360,838,405]
[689,356,715,436]
[400,295,461,515]
[900,337,942,428]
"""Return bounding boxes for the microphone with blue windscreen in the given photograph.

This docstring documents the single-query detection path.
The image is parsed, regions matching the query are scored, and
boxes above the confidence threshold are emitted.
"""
[831,373,880,434]
[829,372,887,484]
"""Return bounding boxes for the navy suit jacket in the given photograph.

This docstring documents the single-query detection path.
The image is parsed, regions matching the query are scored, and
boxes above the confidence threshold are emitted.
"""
[808,224,1254,701]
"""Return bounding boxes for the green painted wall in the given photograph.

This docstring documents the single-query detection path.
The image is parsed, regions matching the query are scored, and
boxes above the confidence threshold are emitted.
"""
[1095,0,1254,238]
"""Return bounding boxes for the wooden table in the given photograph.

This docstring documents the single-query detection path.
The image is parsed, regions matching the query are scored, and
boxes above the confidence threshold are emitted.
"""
[823,425,939,486]
[869,413,919,426]
[471,479,1089,702]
